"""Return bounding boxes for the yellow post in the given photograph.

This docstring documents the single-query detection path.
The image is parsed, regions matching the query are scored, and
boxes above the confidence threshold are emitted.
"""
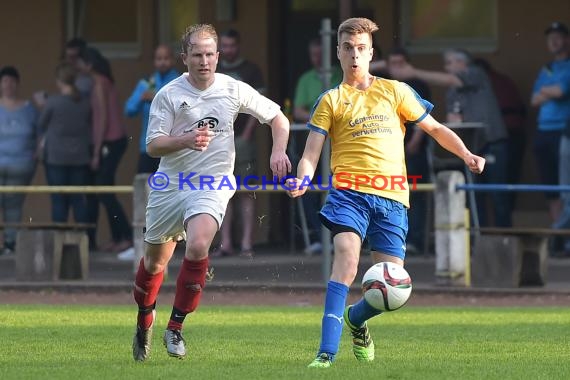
[464,208,471,287]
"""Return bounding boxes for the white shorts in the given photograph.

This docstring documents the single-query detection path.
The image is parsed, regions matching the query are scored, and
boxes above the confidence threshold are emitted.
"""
[144,187,236,244]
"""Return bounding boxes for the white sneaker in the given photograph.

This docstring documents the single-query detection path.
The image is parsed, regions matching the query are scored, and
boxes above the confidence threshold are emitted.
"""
[117,247,135,261]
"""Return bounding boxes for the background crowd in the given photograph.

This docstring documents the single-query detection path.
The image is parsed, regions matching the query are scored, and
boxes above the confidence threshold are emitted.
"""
[0,20,569,257]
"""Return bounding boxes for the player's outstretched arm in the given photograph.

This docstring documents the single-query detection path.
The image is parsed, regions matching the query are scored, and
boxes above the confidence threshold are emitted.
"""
[146,127,214,157]
[287,131,326,198]
[417,114,485,174]
[268,112,292,179]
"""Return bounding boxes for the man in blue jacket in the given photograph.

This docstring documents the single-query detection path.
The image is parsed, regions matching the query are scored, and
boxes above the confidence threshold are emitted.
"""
[125,45,179,173]
[532,22,570,255]
[531,22,570,226]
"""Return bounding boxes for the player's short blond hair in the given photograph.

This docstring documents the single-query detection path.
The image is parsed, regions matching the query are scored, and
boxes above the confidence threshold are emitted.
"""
[337,18,379,43]
[181,24,218,54]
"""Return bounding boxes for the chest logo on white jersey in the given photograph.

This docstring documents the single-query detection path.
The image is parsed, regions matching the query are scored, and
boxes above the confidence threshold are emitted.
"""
[191,117,219,129]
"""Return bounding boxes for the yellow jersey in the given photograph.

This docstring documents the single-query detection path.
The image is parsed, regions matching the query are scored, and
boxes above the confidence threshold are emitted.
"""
[308,77,433,208]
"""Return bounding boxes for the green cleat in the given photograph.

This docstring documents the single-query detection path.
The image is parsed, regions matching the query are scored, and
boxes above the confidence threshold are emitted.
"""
[307,353,333,368]
[344,305,375,362]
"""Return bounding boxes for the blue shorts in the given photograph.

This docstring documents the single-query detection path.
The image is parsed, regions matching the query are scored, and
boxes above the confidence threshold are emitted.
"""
[319,188,408,260]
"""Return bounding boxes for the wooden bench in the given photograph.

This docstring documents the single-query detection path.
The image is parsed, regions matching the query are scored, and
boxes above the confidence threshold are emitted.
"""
[470,227,570,288]
[0,223,94,281]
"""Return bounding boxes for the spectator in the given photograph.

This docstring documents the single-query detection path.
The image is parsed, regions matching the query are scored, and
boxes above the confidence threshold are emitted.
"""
[125,44,179,174]
[532,22,570,255]
[37,62,91,224]
[386,47,432,255]
[0,66,38,255]
[78,47,132,253]
[292,37,342,255]
[62,38,93,97]
[390,48,510,227]
[214,29,266,258]
[531,22,570,226]
[474,58,527,211]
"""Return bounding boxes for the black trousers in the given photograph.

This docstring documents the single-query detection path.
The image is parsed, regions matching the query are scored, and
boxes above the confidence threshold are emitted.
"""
[86,138,132,246]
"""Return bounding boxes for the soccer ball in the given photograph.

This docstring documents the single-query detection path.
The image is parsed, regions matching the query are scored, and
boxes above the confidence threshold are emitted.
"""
[361,262,412,311]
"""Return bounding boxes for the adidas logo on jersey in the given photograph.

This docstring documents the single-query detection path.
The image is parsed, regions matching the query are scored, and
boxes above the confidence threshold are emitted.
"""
[179,101,191,110]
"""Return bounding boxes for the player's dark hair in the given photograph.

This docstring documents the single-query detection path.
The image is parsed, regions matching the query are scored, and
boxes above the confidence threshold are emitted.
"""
[338,17,379,42]
[0,66,20,82]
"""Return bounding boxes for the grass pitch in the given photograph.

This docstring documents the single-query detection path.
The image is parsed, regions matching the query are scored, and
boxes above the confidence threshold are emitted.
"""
[0,305,569,379]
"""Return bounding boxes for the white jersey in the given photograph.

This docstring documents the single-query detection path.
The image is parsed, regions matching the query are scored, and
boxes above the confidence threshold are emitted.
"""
[146,73,280,189]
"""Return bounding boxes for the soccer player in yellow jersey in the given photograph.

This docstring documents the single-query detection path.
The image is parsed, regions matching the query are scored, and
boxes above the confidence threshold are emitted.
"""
[286,18,486,368]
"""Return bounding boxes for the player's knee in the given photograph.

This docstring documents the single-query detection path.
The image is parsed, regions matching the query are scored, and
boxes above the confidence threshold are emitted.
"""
[186,237,210,257]
[144,258,167,274]
[331,254,359,284]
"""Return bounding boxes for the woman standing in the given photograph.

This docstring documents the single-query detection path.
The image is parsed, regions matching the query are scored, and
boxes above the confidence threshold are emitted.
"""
[78,48,132,252]
[38,62,92,224]
[0,66,38,255]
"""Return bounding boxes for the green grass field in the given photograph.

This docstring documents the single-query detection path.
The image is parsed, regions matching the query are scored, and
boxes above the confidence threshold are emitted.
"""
[1,305,569,380]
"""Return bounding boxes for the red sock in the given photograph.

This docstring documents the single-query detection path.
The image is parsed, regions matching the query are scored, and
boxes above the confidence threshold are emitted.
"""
[133,258,164,329]
[167,257,208,330]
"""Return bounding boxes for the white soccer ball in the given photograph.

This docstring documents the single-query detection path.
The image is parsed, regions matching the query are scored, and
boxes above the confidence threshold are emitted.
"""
[361,262,412,311]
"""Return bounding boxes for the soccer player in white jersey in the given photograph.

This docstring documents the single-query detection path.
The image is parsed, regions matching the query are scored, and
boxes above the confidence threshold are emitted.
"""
[132,24,291,361]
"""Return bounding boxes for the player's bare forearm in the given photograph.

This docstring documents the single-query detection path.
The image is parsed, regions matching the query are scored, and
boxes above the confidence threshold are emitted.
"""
[297,131,325,181]
[287,130,325,198]
[297,157,318,182]
[418,115,470,160]
[429,127,471,160]
[269,112,292,179]
[147,129,213,157]
[419,115,485,174]
[147,136,191,157]
[269,112,290,155]
[288,156,318,198]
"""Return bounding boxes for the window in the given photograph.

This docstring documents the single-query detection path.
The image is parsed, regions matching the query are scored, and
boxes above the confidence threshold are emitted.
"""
[158,0,200,52]
[65,0,143,58]
[401,0,497,53]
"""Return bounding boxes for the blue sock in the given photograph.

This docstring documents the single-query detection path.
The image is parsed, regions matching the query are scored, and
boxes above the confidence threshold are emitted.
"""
[348,297,382,327]
[318,281,349,359]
